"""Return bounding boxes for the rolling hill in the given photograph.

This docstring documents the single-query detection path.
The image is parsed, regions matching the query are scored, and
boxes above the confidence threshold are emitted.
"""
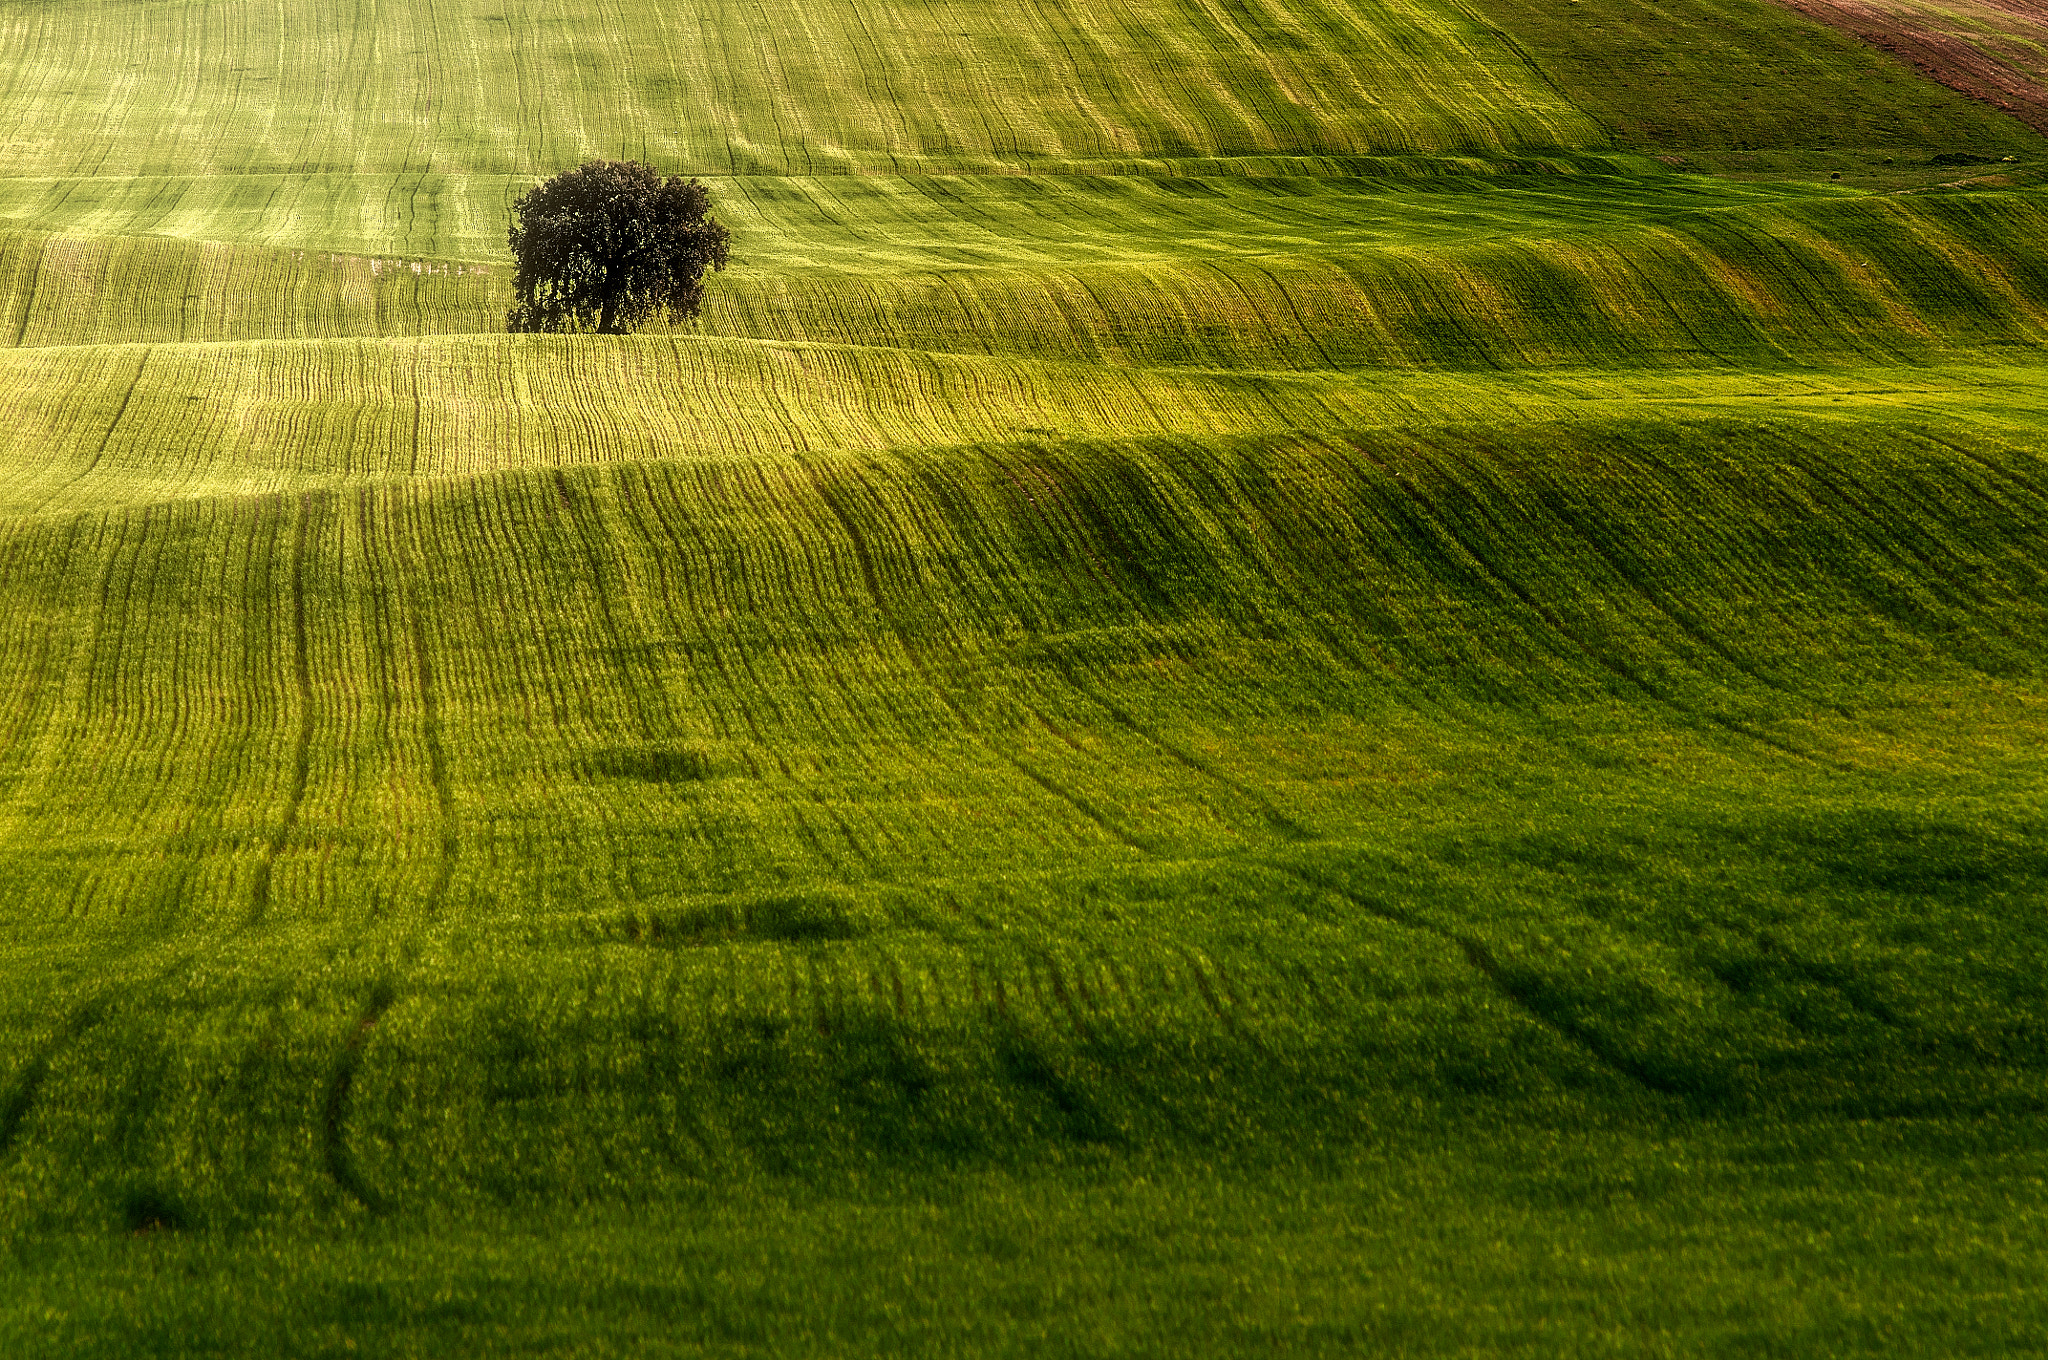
[1,0,2046,1354]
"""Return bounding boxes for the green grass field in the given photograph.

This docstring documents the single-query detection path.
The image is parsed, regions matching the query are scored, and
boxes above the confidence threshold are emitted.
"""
[3,0,2048,1354]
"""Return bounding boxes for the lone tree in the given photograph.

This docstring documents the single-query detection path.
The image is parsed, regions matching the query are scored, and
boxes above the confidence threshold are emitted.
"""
[506,160,730,335]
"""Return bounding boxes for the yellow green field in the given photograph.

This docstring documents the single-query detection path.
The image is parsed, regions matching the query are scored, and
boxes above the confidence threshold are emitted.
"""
[3,0,2048,1354]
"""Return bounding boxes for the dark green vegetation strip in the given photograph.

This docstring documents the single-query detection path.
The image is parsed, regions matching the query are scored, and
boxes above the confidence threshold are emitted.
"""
[3,0,2048,1353]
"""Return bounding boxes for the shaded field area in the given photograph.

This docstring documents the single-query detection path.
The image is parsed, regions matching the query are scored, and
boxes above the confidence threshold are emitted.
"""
[9,1126,2047,1356]
[11,338,2048,513]
[5,388,2048,1351]
[3,0,2048,1353]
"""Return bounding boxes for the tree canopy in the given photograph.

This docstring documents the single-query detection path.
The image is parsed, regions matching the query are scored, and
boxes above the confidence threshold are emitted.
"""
[506,161,730,335]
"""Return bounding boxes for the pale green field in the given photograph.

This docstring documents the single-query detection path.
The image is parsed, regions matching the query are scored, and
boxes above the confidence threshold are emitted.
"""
[0,0,1598,180]
[3,0,2048,1354]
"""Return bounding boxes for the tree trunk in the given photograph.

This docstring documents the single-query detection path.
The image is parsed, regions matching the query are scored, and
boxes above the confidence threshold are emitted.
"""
[596,259,622,334]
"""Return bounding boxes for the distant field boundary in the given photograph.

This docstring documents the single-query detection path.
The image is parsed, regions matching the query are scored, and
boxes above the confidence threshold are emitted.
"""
[1771,0,2048,134]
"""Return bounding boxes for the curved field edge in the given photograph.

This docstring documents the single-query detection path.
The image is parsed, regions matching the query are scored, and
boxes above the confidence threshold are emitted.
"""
[10,333,2048,515]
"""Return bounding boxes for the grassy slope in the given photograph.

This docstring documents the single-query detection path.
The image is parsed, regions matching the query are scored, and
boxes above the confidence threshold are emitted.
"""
[17,185,2048,370]
[2,0,2048,1354]
[1469,0,2043,168]
[0,0,1598,185]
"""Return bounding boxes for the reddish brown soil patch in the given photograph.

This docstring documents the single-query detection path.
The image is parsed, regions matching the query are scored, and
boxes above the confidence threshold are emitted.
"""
[1772,0,2048,136]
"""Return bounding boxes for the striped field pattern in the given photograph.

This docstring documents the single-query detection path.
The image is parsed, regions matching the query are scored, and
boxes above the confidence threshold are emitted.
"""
[0,0,1598,180]
[3,0,2048,1353]
[18,186,2048,369]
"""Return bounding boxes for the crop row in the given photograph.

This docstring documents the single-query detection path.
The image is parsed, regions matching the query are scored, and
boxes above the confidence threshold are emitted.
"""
[0,229,502,348]
[4,0,2048,1278]
[12,186,2048,370]
[0,334,1443,514]
[1,0,2030,196]
[1,405,2042,915]
[0,169,1822,331]
[3,359,2046,1227]
[0,162,1696,274]
[16,331,2048,516]
[0,0,1592,187]
[702,189,2048,368]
